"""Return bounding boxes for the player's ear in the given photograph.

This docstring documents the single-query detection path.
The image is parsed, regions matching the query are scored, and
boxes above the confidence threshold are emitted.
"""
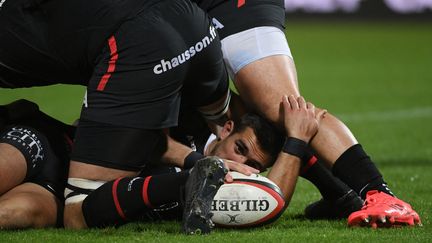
[219,120,234,139]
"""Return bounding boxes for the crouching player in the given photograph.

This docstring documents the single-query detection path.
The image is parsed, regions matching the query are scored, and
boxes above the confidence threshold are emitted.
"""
[0,100,74,229]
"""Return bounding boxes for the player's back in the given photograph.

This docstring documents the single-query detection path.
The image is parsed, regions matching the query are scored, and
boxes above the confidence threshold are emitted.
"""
[0,0,159,87]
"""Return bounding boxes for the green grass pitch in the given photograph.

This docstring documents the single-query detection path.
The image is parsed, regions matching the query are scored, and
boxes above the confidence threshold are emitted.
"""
[0,20,431,242]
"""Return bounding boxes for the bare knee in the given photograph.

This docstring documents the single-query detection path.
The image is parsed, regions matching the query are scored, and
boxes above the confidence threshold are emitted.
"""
[0,195,58,229]
[0,202,37,229]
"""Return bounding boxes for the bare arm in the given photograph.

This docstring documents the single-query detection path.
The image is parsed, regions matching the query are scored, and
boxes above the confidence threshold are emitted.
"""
[267,95,325,202]
[267,152,301,203]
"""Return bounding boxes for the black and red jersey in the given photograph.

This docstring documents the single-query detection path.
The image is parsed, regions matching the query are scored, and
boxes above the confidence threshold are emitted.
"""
[0,0,160,86]
[192,0,286,39]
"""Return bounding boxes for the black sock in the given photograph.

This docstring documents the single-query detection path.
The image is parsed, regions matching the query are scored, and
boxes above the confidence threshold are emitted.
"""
[301,158,352,201]
[82,171,189,228]
[332,144,394,199]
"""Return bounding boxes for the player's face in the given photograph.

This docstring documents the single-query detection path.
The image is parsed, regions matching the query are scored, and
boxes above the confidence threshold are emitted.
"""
[210,127,271,172]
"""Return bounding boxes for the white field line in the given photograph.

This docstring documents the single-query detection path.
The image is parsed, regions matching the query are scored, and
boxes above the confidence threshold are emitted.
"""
[336,107,432,123]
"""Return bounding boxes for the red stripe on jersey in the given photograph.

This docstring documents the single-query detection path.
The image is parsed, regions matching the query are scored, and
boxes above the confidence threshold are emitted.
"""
[237,0,245,8]
[112,178,127,220]
[142,176,153,208]
[97,36,118,91]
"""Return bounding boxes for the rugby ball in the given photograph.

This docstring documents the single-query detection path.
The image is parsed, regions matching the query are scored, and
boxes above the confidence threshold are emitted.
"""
[211,172,285,227]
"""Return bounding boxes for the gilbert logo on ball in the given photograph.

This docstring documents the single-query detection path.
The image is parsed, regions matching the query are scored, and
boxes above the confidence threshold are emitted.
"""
[211,172,285,227]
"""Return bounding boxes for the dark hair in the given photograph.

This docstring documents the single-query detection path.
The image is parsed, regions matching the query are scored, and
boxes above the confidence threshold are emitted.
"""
[232,113,284,167]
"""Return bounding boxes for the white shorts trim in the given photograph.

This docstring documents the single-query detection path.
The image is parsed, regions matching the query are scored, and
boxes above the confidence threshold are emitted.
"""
[221,26,293,79]
[64,178,106,205]
[199,89,231,121]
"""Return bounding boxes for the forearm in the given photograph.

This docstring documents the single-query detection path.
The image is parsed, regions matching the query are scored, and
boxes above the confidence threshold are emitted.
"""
[266,152,301,203]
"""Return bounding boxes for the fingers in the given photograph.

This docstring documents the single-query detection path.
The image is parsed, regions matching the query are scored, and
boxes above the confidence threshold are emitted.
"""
[282,95,289,110]
[282,95,291,115]
[297,96,306,109]
[283,95,311,111]
[225,172,233,183]
[223,159,260,176]
[288,95,299,110]
[223,159,260,183]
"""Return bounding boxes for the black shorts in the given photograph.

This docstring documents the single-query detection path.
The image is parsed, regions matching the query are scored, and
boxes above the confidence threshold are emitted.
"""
[0,115,73,201]
[81,0,228,129]
[196,0,286,39]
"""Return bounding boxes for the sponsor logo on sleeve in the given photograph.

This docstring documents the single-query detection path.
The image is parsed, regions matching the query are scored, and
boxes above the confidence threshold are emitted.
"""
[153,25,218,75]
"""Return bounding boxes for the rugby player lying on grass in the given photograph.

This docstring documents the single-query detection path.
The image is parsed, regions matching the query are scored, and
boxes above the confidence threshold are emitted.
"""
[0,99,251,231]
[1,96,419,230]
[192,0,421,228]
[0,99,251,230]
[0,96,324,230]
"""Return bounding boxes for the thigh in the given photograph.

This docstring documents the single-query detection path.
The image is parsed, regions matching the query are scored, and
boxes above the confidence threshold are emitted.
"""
[221,26,293,78]
[234,55,300,128]
[0,143,26,194]
[68,161,139,181]
[0,183,59,228]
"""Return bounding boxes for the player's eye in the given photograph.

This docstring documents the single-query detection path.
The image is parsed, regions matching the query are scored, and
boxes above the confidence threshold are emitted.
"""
[235,141,246,155]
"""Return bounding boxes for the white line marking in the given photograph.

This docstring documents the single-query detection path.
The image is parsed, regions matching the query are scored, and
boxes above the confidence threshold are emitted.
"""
[336,107,432,123]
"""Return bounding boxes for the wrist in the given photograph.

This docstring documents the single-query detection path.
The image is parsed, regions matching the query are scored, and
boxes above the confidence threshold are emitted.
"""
[281,137,308,161]
[184,151,205,169]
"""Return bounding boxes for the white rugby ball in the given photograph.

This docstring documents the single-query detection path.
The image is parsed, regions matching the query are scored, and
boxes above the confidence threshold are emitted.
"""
[211,172,285,227]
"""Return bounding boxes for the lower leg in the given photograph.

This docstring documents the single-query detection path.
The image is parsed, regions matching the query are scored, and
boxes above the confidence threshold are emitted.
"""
[301,158,352,201]
[332,144,394,199]
[301,156,363,219]
[309,113,394,199]
[81,171,189,228]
